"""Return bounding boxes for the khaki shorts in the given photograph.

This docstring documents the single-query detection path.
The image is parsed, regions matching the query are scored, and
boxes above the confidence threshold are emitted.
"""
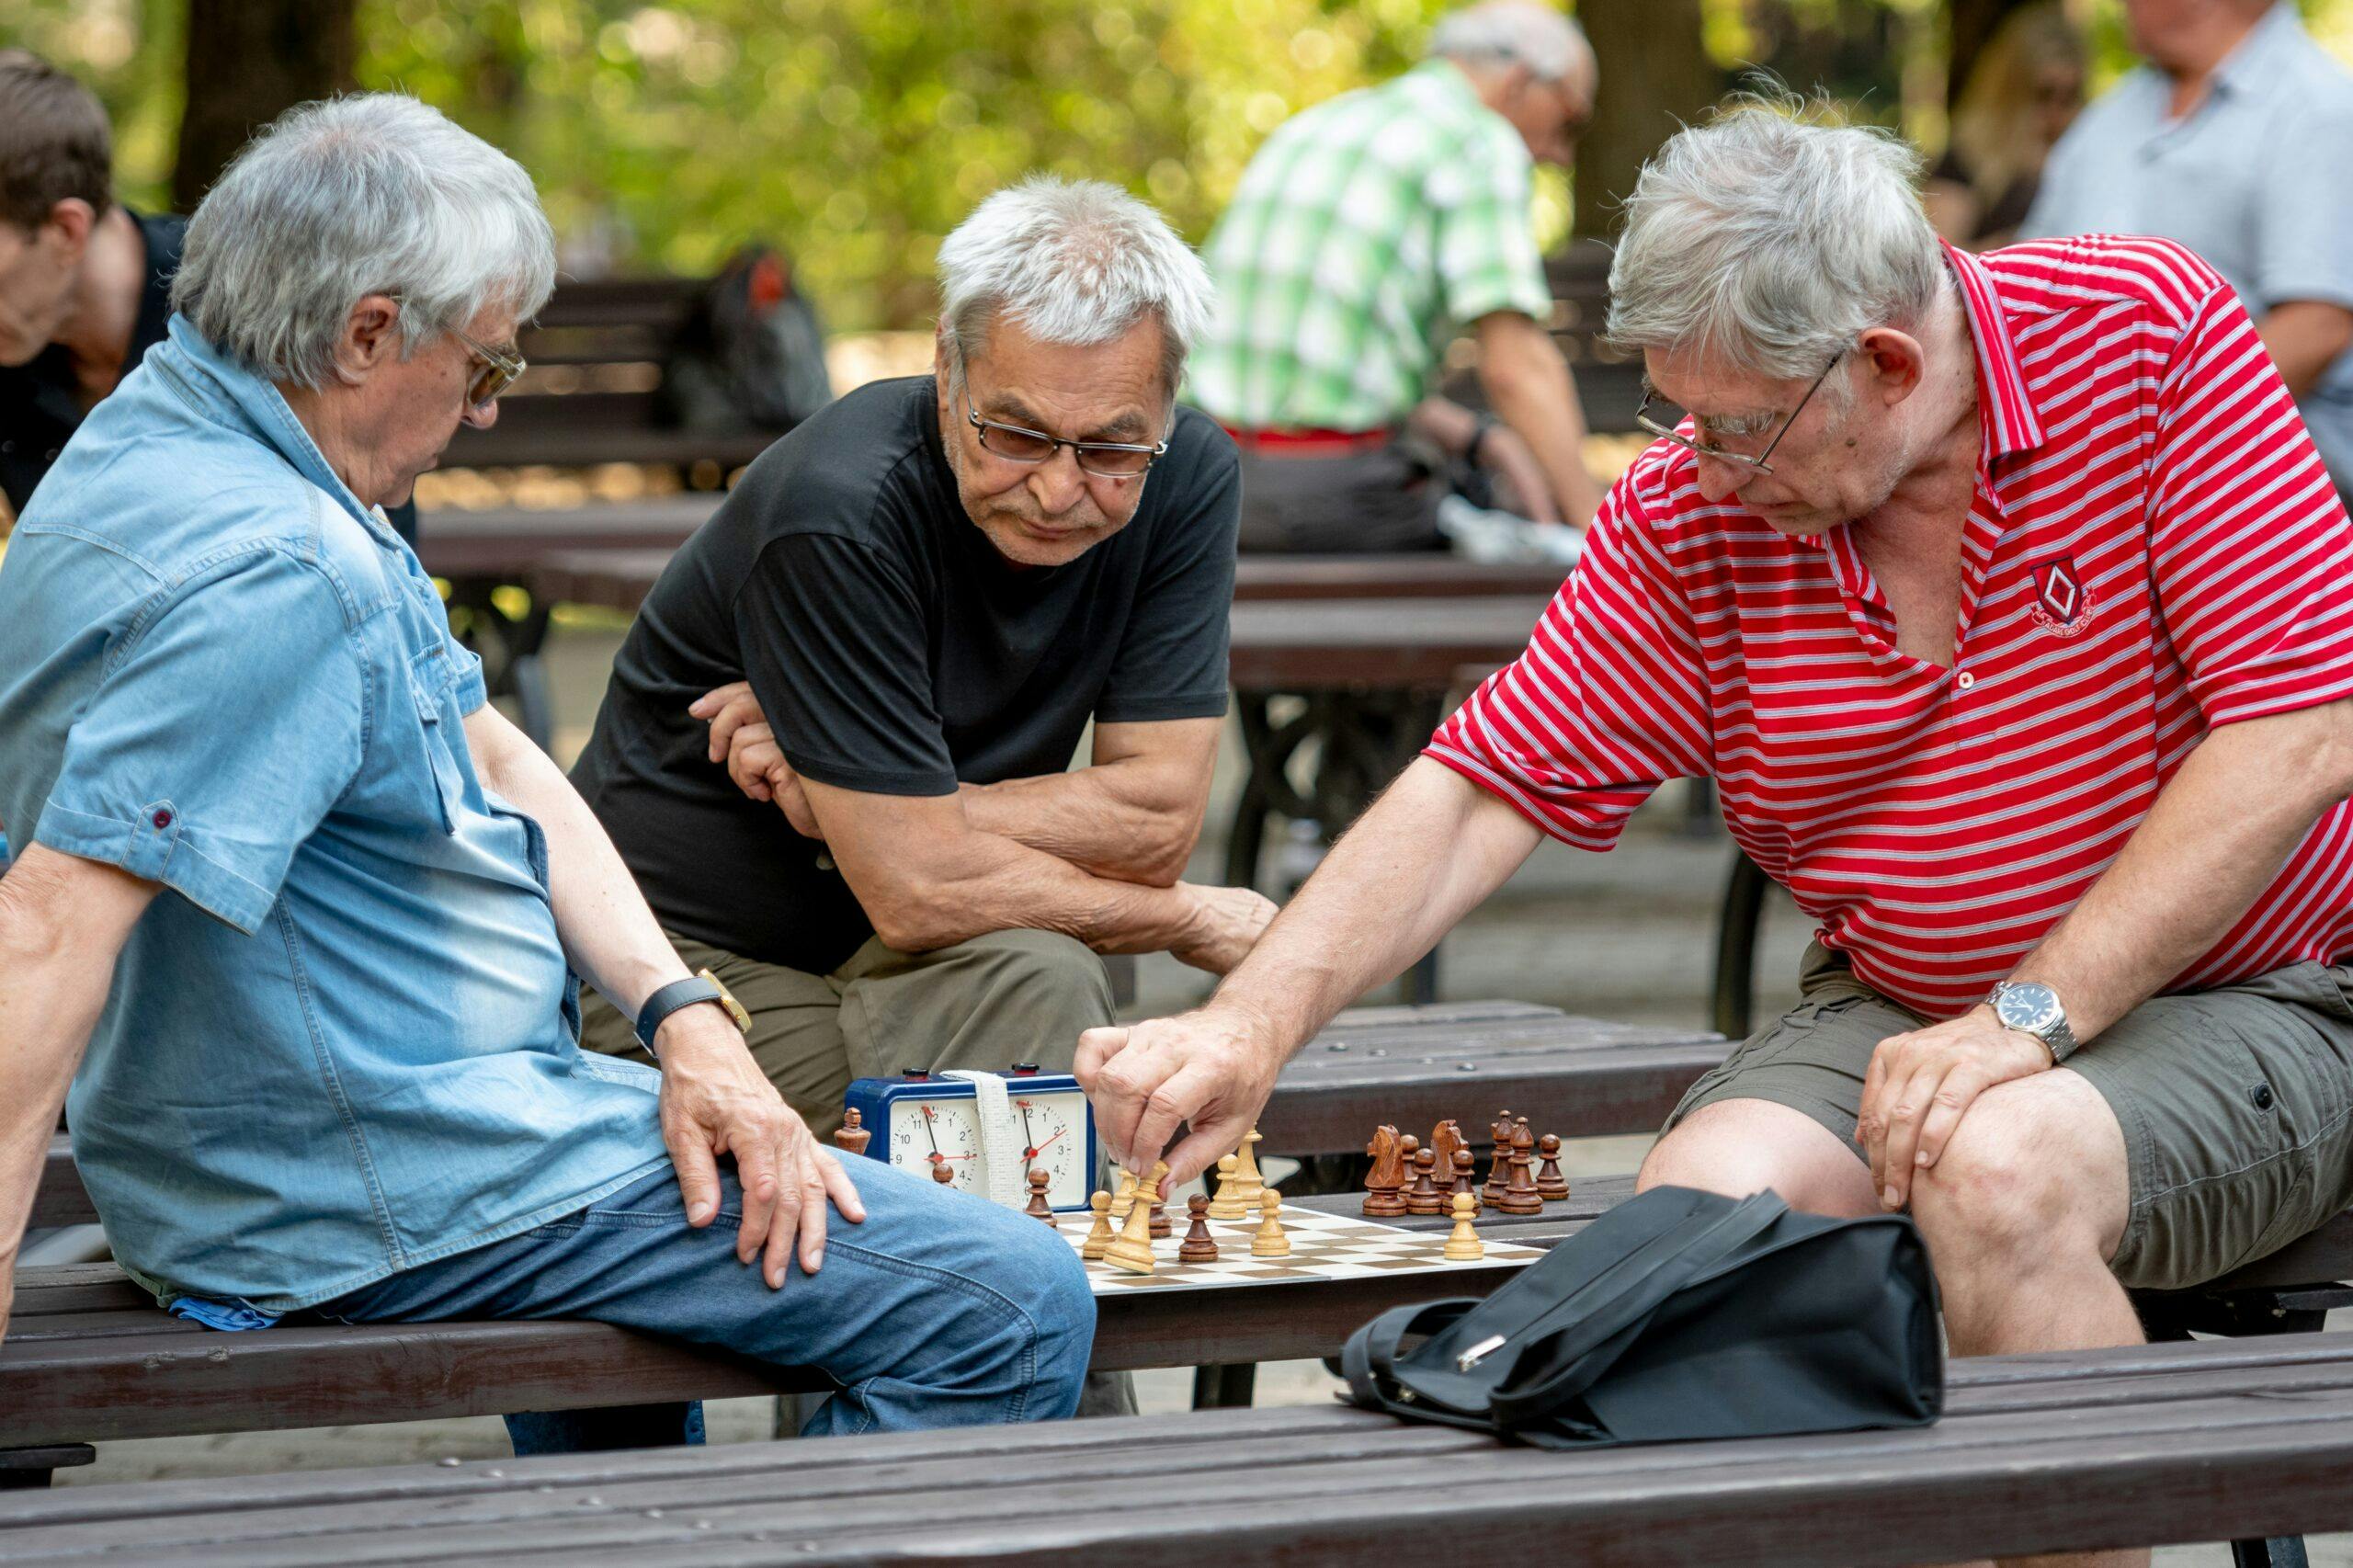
[1667,943,2353,1290]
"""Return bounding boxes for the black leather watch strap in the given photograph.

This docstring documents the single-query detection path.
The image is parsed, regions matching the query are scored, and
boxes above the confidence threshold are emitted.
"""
[635,971,751,1051]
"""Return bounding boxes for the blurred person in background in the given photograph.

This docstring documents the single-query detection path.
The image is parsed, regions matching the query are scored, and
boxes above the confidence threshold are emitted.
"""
[1188,0,1602,553]
[1923,3,2086,249]
[2024,0,2353,494]
[0,51,420,547]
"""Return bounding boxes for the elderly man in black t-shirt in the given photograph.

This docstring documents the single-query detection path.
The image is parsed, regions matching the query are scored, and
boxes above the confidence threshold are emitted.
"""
[571,176,1272,1140]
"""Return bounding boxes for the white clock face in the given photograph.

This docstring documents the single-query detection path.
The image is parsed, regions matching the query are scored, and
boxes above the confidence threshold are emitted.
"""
[889,1098,982,1193]
[1011,1088,1090,1207]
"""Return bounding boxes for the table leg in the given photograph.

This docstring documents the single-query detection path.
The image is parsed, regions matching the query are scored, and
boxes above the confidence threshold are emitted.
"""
[1189,1363,1257,1410]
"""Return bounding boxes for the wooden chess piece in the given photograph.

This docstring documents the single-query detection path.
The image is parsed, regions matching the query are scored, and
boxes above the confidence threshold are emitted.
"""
[1428,1120,1465,1187]
[1405,1146,1447,1216]
[1483,1111,1514,1205]
[1104,1162,1166,1275]
[1363,1125,1409,1218]
[1496,1119,1544,1215]
[832,1108,871,1157]
[1026,1168,1056,1226]
[1110,1169,1139,1221]
[1251,1190,1290,1257]
[1149,1187,1171,1239]
[1536,1133,1570,1202]
[1232,1127,1267,1204]
[1396,1132,1421,1189]
[930,1156,955,1186]
[1080,1190,1114,1260]
[1179,1194,1220,1263]
[1443,1191,1484,1261]
[1450,1145,1481,1210]
[1207,1153,1248,1221]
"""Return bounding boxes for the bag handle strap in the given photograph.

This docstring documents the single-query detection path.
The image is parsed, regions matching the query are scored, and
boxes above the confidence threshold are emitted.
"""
[1343,1298,1493,1425]
[1486,1191,1788,1422]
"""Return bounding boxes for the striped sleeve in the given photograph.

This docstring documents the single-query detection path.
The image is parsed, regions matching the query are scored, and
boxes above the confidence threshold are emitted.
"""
[1422,477,1713,849]
[2146,260,2353,727]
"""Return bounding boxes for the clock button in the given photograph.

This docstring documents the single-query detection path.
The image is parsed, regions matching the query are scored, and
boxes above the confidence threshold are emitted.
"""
[1009,1062,1040,1075]
[901,1068,930,1080]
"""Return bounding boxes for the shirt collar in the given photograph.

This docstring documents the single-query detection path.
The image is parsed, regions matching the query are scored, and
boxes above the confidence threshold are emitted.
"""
[2211,2,2302,97]
[152,314,397,541]
[1941,239,2045,460]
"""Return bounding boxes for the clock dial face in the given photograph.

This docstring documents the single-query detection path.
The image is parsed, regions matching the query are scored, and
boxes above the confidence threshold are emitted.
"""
[889,1098,983,1193]
[1012,1089,1090,1207]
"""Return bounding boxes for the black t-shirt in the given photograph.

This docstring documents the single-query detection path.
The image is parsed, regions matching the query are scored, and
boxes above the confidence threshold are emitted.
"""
[0,209,417,543]
[571,374,1239,973]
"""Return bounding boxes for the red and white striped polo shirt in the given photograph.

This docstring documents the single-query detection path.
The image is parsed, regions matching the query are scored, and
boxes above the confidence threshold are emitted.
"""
[1427,235,2353,1018]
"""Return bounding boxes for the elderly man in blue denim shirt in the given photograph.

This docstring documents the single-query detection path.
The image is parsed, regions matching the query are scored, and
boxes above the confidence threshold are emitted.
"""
[0,94,1090,1450]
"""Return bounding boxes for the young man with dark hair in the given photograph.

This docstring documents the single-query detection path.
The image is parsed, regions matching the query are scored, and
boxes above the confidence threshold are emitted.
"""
[0,51,417,543]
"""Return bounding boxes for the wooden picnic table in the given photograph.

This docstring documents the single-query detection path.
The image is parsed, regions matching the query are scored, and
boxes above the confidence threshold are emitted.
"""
[7,1335,2351,1564]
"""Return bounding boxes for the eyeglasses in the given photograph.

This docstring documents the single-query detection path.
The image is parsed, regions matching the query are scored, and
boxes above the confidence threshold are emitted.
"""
[957,372,1167,480]
[449,327,527,409]
[1634,353,1843,477]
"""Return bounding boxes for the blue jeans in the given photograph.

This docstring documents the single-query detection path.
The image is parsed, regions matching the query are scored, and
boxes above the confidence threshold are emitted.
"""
[313,1155,1093,1454]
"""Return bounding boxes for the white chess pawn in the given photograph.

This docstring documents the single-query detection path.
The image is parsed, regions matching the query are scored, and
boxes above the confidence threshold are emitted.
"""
[1251,1190,1290,1257]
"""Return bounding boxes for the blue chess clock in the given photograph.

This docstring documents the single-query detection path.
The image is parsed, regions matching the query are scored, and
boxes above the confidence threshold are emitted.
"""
[843,1065,1099,1214]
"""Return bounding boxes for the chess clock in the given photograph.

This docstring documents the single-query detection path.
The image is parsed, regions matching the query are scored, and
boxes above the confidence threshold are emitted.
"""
[841,1065,1099,1213]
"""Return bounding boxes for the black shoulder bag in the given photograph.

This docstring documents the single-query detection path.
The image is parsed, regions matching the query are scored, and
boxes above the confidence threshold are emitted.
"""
[1342,1185,1943,1448]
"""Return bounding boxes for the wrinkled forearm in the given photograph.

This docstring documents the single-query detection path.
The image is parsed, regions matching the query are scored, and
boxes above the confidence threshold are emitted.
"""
[958,762,1205,888]
[1209,757,1541,1053]
[1478,318,1602,528]
[2011,702,2353,1041]
[852,818,1201,955]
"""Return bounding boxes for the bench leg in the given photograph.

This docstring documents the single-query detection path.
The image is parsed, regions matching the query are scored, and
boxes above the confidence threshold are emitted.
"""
[0,1445,96,1488]
[1711,849,1769,1040]
[2233,1538,2310,1568]
[1190,1363,1257,1410]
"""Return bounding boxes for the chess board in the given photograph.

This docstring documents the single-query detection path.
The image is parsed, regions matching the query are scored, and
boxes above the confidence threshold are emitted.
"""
[1068,1203,1546,1293]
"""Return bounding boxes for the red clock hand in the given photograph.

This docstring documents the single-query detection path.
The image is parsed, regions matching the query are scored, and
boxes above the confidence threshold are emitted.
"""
[1024,1130,1066,1160]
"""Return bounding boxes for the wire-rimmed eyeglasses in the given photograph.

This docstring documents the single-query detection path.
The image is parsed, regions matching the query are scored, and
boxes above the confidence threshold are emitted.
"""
[1634,352,1843,477]
[955,367,1168,481]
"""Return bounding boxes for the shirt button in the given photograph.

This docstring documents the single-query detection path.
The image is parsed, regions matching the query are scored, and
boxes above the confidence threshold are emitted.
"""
[1957,672,1975,690]
[1,440,14,453]
[151,807,174,829]
[42,449,58,461]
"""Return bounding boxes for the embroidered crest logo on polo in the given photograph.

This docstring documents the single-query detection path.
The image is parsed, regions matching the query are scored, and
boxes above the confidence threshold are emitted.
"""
[2027,555,2093,639]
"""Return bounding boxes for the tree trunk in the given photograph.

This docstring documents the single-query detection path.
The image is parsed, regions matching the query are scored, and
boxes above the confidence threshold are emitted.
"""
[1573,0,1723,243]
[171,0,357,212]
[1947,0,2038,112]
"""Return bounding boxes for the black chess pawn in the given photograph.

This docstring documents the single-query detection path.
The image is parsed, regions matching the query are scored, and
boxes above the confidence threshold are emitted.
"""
[1179,1194,1220,1263]
[1405,1146,1447,1216]
[1026,1167,1057,1226]
[1450,1145,1481,1210]
[1496,1119,1545,1216]
[1535,1133,1570,1202]
[1149,1187,1171,1238]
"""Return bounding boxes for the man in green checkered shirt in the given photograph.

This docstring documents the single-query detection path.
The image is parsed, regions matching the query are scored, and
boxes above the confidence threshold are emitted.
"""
[1190,1,1601,551]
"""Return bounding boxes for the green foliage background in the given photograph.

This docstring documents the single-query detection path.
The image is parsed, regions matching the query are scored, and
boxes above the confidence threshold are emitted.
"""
[7,0,2353,331]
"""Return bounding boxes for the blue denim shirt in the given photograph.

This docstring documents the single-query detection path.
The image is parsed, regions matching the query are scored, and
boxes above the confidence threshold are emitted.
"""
[0,317,669,1312]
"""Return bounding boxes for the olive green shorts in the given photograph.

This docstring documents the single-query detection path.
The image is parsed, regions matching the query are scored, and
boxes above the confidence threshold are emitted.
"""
[1666,943,2353,1290]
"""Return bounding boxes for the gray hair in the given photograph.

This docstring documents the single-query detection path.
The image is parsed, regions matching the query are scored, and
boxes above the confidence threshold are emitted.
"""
[937,176,1213,396]
[1606,97,1944,382]
[172,94,555,389]
[1427,2,1591,84]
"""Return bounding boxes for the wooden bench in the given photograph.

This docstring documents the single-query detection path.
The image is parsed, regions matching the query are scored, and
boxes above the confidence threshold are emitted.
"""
[6,1334,2350,1564]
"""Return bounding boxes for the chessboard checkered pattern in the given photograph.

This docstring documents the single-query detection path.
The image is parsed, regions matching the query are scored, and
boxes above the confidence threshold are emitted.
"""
[1070,1203,1546,1292]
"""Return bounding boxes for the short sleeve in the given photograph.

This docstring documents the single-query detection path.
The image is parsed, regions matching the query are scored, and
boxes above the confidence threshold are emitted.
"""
[733,533,958,796]
[1423,477,1713,848]
[2253,102,2353,312]
[2148,273,2353,726]
[1097,435,1238,724]
[1427,126,1552,328]
[35,547,365,933]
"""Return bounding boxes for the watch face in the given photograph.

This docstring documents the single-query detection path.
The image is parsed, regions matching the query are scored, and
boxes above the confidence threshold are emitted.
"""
[888,1098,983,1192]
[1996,983,2063,1035]
[1010,1087,1091,1209]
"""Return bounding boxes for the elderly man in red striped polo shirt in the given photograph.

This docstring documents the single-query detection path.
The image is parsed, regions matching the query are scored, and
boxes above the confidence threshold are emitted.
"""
[1086,93,2353,1495]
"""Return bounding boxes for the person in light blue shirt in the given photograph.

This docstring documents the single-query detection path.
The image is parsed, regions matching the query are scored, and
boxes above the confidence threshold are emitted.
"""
[2021,0,2353,488]
[0,94,1089,1450]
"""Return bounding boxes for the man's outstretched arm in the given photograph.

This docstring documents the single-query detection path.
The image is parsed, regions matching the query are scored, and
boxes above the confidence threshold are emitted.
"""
[0,846,158,1342]
[1079,758,1543,1185]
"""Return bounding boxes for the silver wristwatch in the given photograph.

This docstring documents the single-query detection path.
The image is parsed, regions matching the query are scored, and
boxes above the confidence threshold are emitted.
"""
[1989,981,2077,1062]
